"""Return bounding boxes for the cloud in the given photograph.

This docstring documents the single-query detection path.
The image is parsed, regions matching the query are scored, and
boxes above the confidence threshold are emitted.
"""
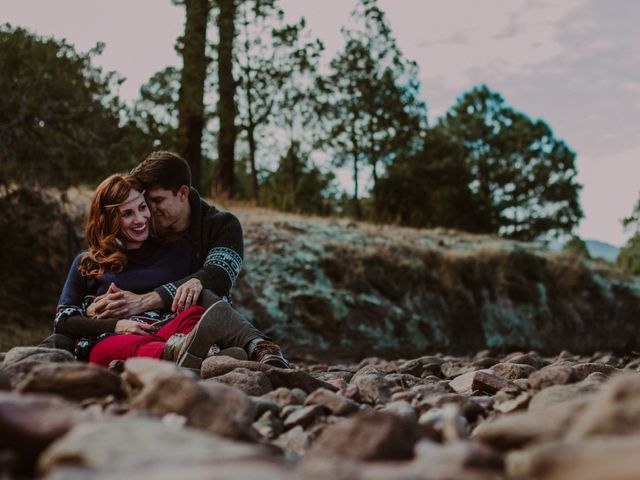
[381,0,583,89]
[577,145,640,245]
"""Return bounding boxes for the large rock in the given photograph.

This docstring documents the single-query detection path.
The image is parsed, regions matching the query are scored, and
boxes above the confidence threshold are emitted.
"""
[0,391,93,474]
[273,425,312,460]
[418,404,469,442]
[308,411,422,460]
[2,346,75,367]
[16,362,124,401]
[507,435,640,480]
[302,441,503,480]
[283,404,325,430]
[568,373,640,438]
[491,362,536,380]
[253,410,284,440]
[505,353,549,370]
[262,387,305,408]
[304,388,360,416]
[414,440,504,478]
[201,356,336,394]
[123,357,197,388]
[380,400,417,422]
[351,372,394,405]
[215,368,274,396]
[572,362,619,380]
[528,377,604,411]
[4,359,49,388]
[449,370,519,395]
[3,348,76,387]
[472,399,588,450]
[44,459,295,480]
[38,418,273,478]
[130,374,255,440]
[528,365,580,390]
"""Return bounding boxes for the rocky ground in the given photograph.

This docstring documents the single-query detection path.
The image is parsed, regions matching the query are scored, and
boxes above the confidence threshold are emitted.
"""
[2,347,640,479]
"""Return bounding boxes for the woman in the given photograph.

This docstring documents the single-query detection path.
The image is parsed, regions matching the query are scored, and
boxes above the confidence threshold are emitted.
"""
[54,174,269,369]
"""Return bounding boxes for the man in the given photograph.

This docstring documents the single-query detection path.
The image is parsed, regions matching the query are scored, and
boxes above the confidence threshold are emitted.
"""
[44,151,289,368]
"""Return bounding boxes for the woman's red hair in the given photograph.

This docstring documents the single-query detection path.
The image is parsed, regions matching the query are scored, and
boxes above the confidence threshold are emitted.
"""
[79,174,155,278]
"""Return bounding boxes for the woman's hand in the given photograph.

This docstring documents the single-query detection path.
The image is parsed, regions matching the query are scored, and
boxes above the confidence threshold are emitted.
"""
[87,288,127,318]
[87,283,163,318]
[172,278,203,312]
[114,320,156,335]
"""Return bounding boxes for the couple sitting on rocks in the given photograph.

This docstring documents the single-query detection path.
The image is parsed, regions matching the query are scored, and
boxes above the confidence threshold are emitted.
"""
[40,151,289,370]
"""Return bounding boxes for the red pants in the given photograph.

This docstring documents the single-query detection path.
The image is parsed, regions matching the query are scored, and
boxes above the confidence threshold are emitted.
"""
[89,306,204,367]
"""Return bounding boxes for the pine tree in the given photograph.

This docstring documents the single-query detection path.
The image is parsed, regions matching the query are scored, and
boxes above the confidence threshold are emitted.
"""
[318,0,426,217]
[235,1,322,202]
[440,85,583,240]
[0,25,145,187]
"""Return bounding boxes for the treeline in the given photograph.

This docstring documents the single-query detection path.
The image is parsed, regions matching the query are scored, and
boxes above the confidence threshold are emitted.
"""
[1,0,584,241]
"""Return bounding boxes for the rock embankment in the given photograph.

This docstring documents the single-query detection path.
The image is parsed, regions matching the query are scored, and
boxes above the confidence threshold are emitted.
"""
[2,346,640,479]
[232,212,640,361]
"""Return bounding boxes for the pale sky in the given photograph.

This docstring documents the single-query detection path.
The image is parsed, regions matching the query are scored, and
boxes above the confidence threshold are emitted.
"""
[3,0,639,245]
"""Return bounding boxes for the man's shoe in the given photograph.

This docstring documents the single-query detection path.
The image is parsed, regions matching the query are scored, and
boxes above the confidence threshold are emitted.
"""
[250,341,290,369]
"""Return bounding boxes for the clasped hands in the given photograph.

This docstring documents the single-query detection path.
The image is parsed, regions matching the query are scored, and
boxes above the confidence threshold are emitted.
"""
[86,279,203,335]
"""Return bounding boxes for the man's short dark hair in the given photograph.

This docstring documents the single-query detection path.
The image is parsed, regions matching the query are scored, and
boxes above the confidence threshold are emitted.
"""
[131,151,191,193]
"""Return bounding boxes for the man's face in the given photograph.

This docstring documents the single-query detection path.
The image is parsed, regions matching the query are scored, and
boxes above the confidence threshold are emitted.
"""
[146,186,189,231]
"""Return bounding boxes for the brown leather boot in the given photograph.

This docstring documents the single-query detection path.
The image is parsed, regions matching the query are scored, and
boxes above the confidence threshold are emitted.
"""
[250,340,290,369]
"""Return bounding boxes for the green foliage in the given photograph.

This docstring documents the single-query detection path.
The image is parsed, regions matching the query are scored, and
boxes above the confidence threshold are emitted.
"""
[235,0,323,201]
[0,24,148,187]
[374,126,489,230]
[132,64,221,193]
[131,66,181,153]
[563,235,591,259]
[617,234,640,276]
[622,193,640,233]
[618,193,640,275]
[439,85,583,240]
[260,142,337,215]
[318,0,427,215]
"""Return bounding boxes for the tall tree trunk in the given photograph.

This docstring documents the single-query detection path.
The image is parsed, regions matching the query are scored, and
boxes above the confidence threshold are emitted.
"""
[351,128,362,219]
[178,0,209,190]
[247,124,259,203]
[240,8,259,203]
[214,0,237,199]
[290,142,300,212]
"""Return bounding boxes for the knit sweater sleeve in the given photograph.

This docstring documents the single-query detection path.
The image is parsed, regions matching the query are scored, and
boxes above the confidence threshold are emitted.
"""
[53,253,119,338]
[154,211,244,307]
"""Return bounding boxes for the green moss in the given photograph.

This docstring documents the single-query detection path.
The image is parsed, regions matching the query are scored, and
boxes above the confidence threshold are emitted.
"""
[481,302,544,349]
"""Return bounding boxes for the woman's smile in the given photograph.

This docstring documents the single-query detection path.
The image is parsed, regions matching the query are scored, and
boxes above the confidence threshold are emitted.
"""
[118,189,151,248]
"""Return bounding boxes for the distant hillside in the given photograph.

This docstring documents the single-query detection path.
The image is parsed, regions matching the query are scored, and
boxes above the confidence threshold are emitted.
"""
[585,239,619,262]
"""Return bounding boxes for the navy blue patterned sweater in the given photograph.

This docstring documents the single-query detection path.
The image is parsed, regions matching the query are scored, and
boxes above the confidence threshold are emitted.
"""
[154,189,244,307]
[54,238,196,337]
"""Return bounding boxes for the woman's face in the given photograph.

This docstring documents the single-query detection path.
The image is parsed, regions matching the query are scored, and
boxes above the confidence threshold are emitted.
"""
[117,189,151,249]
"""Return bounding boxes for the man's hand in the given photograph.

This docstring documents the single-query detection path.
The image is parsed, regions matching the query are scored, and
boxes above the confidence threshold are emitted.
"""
[114,320,156,335]
[172,278,203,312]
[87,283,163,318]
